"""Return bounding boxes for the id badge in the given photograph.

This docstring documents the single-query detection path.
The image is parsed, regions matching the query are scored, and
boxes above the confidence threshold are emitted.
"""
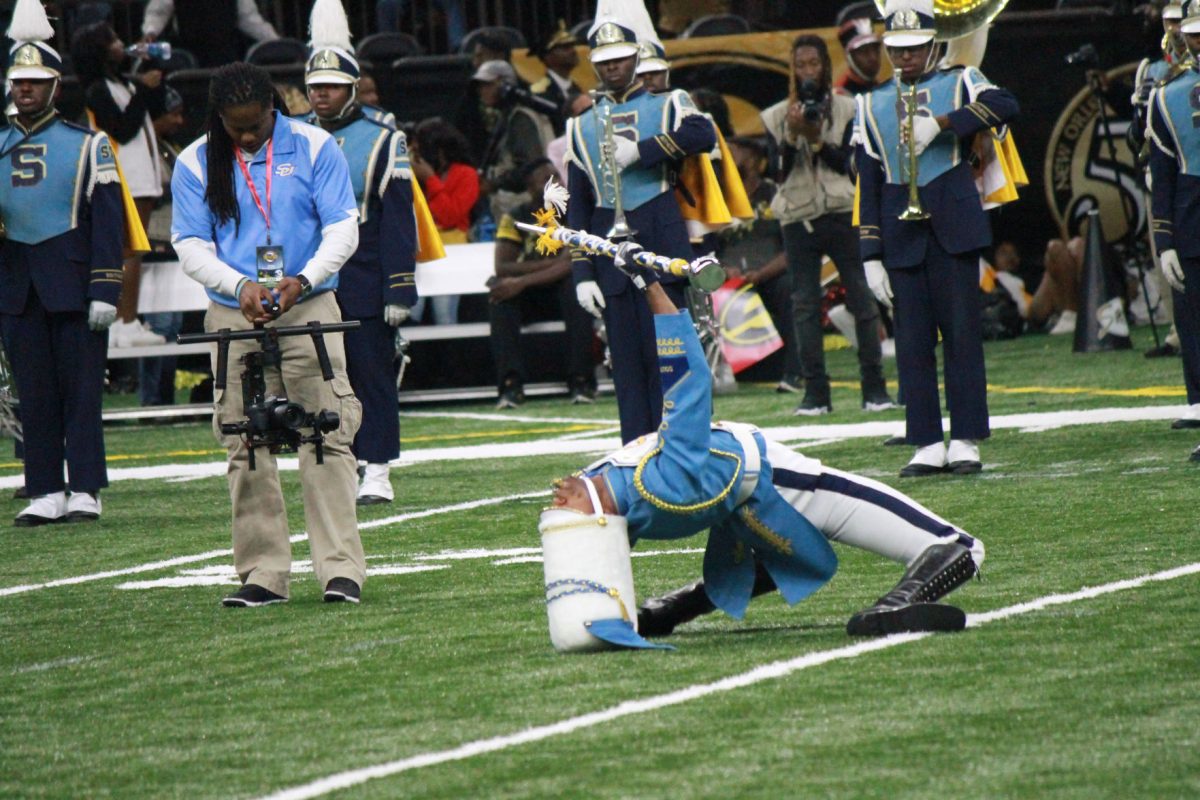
[256,245,285,288]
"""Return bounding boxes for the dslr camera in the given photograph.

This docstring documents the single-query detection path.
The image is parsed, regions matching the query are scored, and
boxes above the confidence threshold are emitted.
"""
[178,320,359,470]
[795,79,828,124]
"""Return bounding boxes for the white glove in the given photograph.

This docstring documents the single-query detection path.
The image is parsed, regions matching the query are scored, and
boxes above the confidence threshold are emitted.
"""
[1160,248,1186,293]
[87,300,117,332]
[864,260,893,309]
[384,303,411,326]
[575,280,605,318]
[910,114,942,156]
[613,136,640,170]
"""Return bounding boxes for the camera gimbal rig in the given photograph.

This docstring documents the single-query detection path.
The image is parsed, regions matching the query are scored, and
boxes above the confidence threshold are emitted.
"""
[178,319,360,470]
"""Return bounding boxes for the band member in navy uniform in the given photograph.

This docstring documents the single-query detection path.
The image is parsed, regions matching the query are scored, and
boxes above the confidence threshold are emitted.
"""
[0,0,125,526]
[856,0,1018,477]
[305,0,417,505]
[1149,0,1200,460]
[548,252,985,638]
[566,5,715,443]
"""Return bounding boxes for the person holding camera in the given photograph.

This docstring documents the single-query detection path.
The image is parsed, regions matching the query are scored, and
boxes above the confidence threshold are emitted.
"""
[474,59,557,224]
[172,63,365,607]
[856,0,1019,477]
[761,33,894,416]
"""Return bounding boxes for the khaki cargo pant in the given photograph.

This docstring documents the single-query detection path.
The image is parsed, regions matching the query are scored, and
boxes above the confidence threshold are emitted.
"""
[205,292,364,599]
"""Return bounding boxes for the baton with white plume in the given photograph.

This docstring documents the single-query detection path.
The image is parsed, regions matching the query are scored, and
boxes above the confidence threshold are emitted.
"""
[515,177,727,293]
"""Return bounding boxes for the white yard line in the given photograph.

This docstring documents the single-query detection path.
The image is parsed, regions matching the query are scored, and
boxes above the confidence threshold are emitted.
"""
[257,561,1200,800]
[399,410,608,425]
[0,492,548,598]
[0,404,1182,491]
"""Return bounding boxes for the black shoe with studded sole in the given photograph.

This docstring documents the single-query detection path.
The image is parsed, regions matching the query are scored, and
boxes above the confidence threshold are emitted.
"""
[845,542,978,636]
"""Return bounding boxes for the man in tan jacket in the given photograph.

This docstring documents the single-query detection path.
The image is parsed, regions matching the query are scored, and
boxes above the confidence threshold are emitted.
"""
[761,34,894,416]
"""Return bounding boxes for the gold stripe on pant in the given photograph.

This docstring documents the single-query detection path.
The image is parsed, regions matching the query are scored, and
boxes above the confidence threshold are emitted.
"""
[205,292,365,599]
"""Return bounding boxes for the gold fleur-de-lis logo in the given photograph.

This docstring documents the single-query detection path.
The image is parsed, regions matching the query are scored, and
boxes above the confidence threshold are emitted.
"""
[312,49,339,70]
[13,44,42,66]
[893,9,921,30]
[595,23,624,46]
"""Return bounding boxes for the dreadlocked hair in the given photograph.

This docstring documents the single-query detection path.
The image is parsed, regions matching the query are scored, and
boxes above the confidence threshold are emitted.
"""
[204,62,287,229]
[788,34,833,103]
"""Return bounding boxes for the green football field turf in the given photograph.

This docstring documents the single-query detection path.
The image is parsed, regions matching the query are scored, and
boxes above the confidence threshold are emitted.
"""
[1,330,1198,799]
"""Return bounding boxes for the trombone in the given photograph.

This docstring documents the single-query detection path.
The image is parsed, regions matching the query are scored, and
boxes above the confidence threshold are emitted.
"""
[591,90,636,240]
[895,68,930,222]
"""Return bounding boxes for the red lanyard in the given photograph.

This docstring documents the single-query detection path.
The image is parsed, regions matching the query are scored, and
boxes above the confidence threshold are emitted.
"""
[234,137,273,244]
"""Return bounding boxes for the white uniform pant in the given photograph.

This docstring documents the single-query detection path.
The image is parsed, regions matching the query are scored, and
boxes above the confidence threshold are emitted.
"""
[764,441,986,569]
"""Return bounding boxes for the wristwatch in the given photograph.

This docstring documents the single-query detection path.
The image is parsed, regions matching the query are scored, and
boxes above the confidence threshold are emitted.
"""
[297,274,313,298]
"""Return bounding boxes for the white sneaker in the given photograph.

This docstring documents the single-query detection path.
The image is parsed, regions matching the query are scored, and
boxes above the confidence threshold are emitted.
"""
[15,491,67,527]
[357,463,393,505]
[66,491,102,522]
[947,439,982,474]
[109,319,167,348]
[1171,403,1200,430]
[899,442,947,477]
[1048,310,1077,336]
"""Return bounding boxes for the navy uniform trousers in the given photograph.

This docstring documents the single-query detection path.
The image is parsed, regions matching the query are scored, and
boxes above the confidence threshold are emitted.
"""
[888,233,989,446]
[0,243,109,496]
[338,314,398,464]
[1172,256,1200,405]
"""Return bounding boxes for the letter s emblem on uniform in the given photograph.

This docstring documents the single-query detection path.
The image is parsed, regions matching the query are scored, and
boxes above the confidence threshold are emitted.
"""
[11,143,47,187]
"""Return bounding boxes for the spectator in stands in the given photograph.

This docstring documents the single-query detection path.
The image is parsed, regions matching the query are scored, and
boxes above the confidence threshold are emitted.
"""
[139,87,189,406]
[358,72,382,107]
[1029,236,1083,335]
[376,0,466,53]
[762,33,894,416]
[834,16,882,95]
[71,21,168,349]
[489,158,596,408]
[410,117,479,323]
[452,31,521,165]
[140,0,279,69]
[531,21,582,136]
[719,136,803,393]
[474,59,556,224]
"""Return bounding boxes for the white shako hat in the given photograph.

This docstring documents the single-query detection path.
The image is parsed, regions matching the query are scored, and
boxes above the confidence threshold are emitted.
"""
[623,0,669,75]
[588,0,641,64]
[1164,2,1183,21]
[1182,0,1200,33]
[7,0,63,81]
[306,0,360,85]
[882,0,936,48]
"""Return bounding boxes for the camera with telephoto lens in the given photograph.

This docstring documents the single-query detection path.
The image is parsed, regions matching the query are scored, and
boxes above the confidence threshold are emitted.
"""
[178,319,360,471]
[1064,43,1100,67]
[795,79,826,123]
[499,83,562,118]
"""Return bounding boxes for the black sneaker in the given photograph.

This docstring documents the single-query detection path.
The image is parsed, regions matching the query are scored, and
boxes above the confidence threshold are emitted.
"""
[1145,342,1179,358]
[862,393,898,412]
[324,577,361,604]
[793,394,831,416]
[568,376,596,405]
[496,376,525,409]
[775,375,803,394]
[222,584,287,608]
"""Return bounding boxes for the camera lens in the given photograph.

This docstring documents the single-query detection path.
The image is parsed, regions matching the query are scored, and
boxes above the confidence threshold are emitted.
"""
[270,400,307,431]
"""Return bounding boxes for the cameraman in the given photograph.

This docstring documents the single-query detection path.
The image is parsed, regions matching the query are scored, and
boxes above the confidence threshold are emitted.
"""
[760,34,893,416]
[473,60,557,223]
[172,64,365,608]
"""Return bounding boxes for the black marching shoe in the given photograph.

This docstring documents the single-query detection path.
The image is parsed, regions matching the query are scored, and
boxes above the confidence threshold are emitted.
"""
[846,542,978,636]
[222,584,287,608]
[323,577,361,604]
[637,565,778,636]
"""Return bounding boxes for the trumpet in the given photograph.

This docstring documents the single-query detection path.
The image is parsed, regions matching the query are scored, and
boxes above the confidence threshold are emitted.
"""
[591,90,636,240]
[895,68,930,222]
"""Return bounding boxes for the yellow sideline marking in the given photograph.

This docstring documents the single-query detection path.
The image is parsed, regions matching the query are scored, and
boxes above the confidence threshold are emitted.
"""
[811,380,1186,399]
[0,425,609,470]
